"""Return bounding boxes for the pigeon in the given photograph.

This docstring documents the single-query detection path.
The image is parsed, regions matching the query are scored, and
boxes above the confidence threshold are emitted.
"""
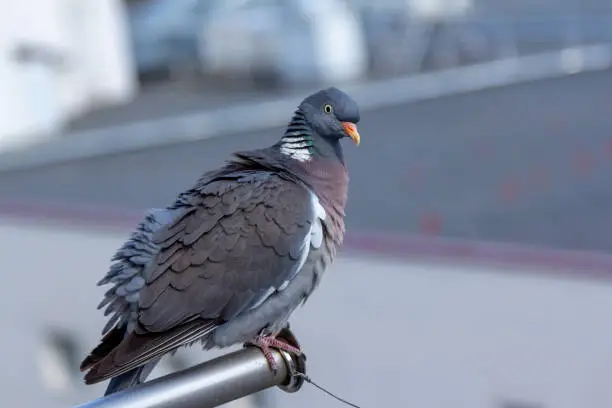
[80,87,361,396]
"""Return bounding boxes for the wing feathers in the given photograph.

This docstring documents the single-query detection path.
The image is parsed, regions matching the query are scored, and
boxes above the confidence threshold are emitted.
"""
[135,172,316,333]
[84,170,323,385]
[80,326,126,372]
[83,320,218,384]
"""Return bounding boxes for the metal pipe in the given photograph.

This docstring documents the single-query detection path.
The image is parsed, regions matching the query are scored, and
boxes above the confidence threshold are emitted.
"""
[74,346,306,408]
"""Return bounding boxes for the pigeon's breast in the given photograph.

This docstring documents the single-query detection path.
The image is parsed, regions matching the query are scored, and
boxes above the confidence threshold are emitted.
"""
[301,158,349,246]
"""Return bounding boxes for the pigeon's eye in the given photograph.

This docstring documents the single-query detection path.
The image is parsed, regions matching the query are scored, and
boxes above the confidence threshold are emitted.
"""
[323,104,333,114]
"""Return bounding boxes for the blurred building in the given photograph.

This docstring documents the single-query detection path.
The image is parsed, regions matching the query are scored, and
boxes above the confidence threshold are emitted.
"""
[0,0,136,150]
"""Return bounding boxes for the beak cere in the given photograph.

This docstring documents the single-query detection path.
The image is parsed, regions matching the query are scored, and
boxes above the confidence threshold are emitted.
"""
[341,122,360,146]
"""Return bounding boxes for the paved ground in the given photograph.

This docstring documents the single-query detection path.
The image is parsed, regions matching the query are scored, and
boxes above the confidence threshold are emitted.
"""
[2,70,612,253]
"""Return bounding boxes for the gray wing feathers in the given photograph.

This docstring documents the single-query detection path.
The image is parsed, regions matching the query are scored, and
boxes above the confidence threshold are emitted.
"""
[134,172,319,333]
[96,208,180,334]
[84,320,217,384]
[84,171,324,385]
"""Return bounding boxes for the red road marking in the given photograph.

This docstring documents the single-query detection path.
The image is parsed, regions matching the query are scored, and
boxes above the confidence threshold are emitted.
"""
[573,151,593,176]
[500,179,520,203]
[419,212,443,235]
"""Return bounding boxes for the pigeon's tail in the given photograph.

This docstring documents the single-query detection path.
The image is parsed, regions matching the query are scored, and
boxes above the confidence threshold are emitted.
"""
[104,358,160,396]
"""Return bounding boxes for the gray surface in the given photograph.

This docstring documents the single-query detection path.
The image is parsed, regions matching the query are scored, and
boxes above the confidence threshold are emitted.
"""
[10,222,612,408]
[76,347,294,408]
[2,70,612,252]
[67,82,294,132]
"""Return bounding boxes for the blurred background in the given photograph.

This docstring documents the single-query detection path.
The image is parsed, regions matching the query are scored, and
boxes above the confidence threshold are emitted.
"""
[2,0,612,407]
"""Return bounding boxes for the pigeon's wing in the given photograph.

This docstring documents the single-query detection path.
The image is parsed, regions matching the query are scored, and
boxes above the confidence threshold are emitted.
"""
[80,208,180,372]
[95,209,182,334]
[83,171,319,384]
[80,164,247,372]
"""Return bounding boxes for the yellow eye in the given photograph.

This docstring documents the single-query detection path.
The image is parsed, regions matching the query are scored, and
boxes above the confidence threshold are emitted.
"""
[323,104,333,114]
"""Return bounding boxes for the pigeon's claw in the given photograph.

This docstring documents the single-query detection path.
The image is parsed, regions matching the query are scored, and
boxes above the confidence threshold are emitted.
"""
[247,334,303,374]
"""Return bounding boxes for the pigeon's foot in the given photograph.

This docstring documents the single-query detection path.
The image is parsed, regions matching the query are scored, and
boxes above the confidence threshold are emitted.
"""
[247,333,303,374]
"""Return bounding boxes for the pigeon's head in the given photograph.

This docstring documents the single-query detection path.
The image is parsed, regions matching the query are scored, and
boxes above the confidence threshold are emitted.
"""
[299,87,361,147]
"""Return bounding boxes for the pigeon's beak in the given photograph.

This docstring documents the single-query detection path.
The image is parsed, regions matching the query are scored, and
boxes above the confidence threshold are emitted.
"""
[342,122,360,146]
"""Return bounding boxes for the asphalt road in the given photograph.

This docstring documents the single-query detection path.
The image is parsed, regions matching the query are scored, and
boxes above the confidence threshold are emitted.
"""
[2,70,612,253]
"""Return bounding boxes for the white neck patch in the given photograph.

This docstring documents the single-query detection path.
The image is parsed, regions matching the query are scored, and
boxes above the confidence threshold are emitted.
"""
[279,136,312,162]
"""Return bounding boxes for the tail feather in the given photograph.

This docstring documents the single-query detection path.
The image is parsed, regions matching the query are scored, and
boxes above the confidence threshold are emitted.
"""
[104,359,160,396]
[80,326,126,372]
[84,319,218,385]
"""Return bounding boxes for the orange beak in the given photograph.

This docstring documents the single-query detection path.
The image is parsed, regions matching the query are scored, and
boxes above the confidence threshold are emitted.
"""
[342,122,360,146]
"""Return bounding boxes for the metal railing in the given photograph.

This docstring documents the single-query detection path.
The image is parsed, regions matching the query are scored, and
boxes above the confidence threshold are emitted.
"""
[73,346,306,408]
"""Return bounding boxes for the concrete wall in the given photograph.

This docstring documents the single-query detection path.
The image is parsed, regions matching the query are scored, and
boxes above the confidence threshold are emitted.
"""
[2,216,612,408]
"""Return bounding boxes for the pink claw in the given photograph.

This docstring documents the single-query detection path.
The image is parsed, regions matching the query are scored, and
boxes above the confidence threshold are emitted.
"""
[249,334,303,373]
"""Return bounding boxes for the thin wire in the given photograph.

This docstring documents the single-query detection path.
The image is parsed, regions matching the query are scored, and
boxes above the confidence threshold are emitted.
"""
[290,369,362,408]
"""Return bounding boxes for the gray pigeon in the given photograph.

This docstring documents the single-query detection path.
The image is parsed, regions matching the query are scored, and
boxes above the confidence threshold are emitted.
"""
[80,87,361,395]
